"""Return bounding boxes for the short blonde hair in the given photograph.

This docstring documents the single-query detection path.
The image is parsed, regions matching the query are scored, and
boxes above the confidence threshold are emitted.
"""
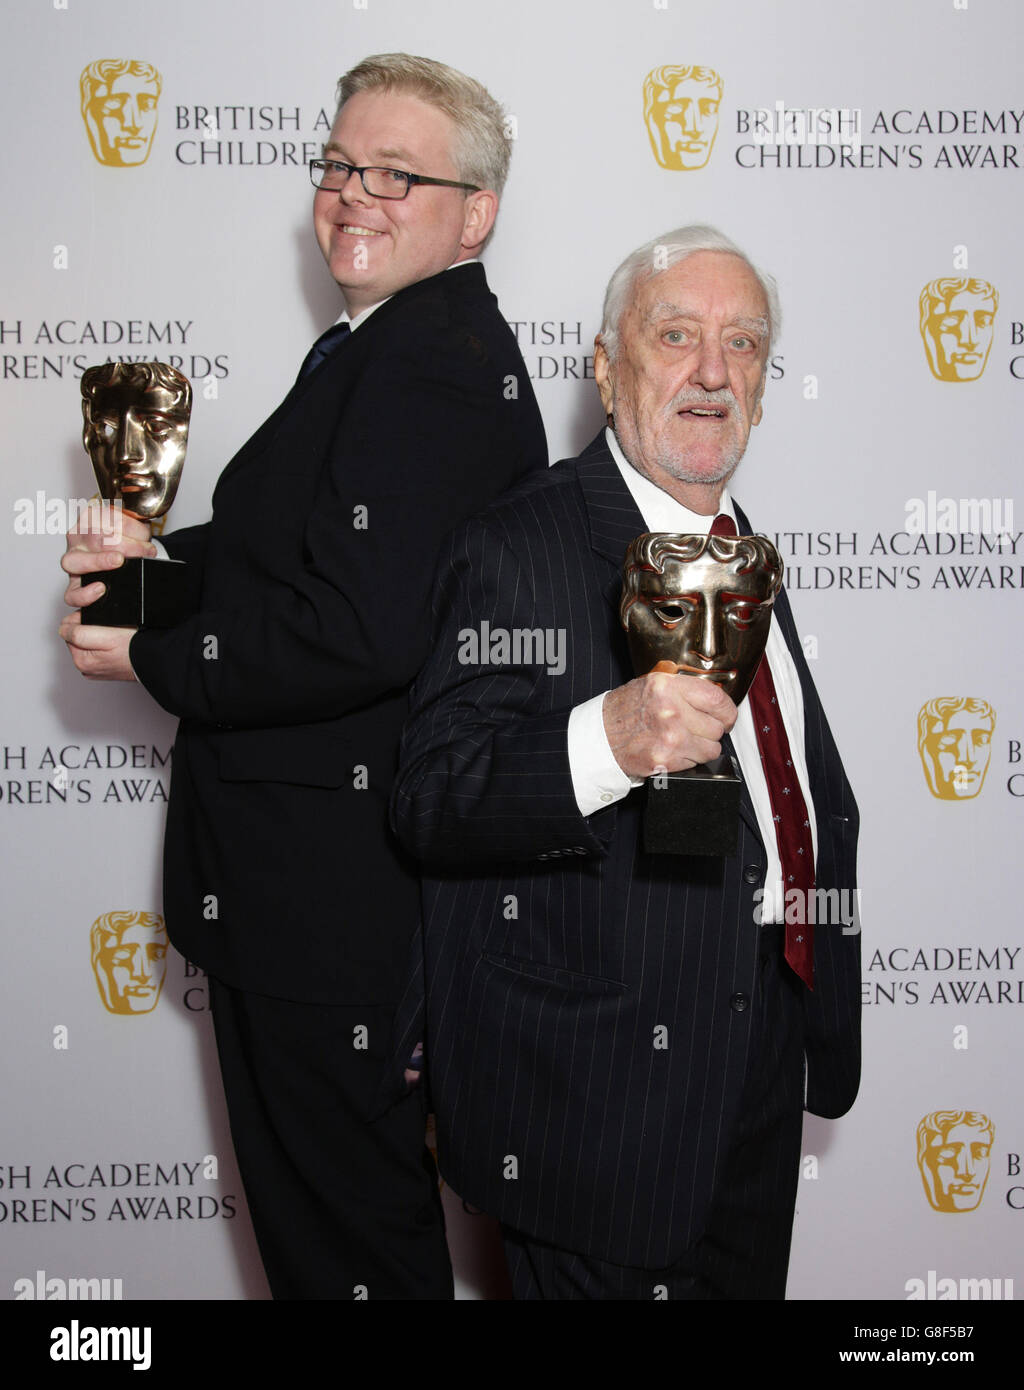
[337,53,511,196]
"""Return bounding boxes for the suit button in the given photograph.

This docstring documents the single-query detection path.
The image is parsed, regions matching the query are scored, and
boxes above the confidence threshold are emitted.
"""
[730,993,750,1012]
[743,865,761,885]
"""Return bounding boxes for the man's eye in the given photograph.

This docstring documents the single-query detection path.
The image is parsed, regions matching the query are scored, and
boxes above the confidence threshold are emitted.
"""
[729,335,755,350]
[663,330,687,345]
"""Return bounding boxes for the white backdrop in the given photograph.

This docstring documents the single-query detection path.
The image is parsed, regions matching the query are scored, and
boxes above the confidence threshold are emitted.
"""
[2,0,1021,1304]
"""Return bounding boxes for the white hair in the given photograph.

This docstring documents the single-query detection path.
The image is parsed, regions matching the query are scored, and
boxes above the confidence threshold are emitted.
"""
[598,224,781,361]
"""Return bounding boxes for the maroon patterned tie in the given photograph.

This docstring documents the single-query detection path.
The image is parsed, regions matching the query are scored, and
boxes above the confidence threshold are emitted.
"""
[709,514,815,988]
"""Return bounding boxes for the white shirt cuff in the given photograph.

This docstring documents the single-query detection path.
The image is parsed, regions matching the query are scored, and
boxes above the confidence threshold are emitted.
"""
[150,538,169,560]
[567,692,642,817]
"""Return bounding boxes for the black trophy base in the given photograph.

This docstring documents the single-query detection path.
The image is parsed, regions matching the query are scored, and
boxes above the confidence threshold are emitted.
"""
[80,557,189,629]
[642,754,743,856]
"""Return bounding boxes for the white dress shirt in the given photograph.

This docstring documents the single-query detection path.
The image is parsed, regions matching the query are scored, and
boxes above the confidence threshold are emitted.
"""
[566,428,818,924]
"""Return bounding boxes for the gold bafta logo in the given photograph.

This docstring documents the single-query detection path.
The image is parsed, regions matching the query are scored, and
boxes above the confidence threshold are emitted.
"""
[917,1110,994,1212]
[917,697,995,800]
[90,911,168,1014]
[919,278,998,382]
[80,60,162,167]
[643,65,723,171]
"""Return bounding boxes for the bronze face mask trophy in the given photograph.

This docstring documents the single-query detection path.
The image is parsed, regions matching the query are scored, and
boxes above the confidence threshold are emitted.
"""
[620,530,784,855]
[79,361,192,627]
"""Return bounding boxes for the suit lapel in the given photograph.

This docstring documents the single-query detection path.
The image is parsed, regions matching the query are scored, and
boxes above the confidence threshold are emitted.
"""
[577,433,649,568]
[214,265,491,498]
[212,349,353,496]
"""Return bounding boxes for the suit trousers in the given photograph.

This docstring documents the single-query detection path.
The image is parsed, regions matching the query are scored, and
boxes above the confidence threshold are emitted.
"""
[502,925,805,1299]
[208,975,453,1300]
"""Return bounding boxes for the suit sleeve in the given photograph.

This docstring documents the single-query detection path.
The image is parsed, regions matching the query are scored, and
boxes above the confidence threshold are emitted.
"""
[129,338,542,727]
[155,521,210,613]
[392,516,614,868]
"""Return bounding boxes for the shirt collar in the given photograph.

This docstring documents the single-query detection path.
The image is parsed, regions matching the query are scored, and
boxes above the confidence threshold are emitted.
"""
[337,258,480,333]
[604,426,736,534]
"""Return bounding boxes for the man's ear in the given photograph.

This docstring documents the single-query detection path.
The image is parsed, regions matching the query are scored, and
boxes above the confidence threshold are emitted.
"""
[461,190,498,252]
[594,339,615,418]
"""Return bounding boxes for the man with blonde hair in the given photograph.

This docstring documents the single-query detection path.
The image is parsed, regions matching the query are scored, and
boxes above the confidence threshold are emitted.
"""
[61,53,546,1298]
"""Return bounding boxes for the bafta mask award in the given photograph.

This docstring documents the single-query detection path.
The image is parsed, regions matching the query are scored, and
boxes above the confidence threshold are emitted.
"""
[79,361,192,627]
[620,530,784,855]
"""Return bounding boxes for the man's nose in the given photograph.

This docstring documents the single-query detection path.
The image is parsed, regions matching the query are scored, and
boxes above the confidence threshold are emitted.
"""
[338,167,371,204]
[690,336,728,393]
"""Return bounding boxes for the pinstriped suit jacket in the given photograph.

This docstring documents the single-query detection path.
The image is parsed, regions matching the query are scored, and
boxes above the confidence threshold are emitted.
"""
[391,432,860,1266]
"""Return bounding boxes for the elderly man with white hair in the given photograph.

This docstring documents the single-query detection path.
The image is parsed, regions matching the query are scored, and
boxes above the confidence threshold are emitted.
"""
[391,224,861,1300]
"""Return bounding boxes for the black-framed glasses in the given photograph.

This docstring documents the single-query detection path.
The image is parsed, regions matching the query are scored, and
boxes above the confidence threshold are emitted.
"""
[309,159,479,199]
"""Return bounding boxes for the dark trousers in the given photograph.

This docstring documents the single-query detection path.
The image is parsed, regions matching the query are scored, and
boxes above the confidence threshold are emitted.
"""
[208,976,453,1300]
[503,926,805,1299]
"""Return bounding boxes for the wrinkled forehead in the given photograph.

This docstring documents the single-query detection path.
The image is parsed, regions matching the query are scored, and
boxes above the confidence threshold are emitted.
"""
[635,553,775,599]
[633,253,770,330]
[87,382,187,418]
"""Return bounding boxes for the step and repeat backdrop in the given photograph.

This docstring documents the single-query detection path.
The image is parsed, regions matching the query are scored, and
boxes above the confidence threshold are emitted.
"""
[2,0,1021,1302]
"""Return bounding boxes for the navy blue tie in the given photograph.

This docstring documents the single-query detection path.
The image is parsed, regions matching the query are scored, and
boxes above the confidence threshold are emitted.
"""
[296,321,351,382]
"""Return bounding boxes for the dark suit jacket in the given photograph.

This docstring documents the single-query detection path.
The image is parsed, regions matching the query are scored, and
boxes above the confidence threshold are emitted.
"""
[129,264,547,1005]
[390,432,860,1266]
